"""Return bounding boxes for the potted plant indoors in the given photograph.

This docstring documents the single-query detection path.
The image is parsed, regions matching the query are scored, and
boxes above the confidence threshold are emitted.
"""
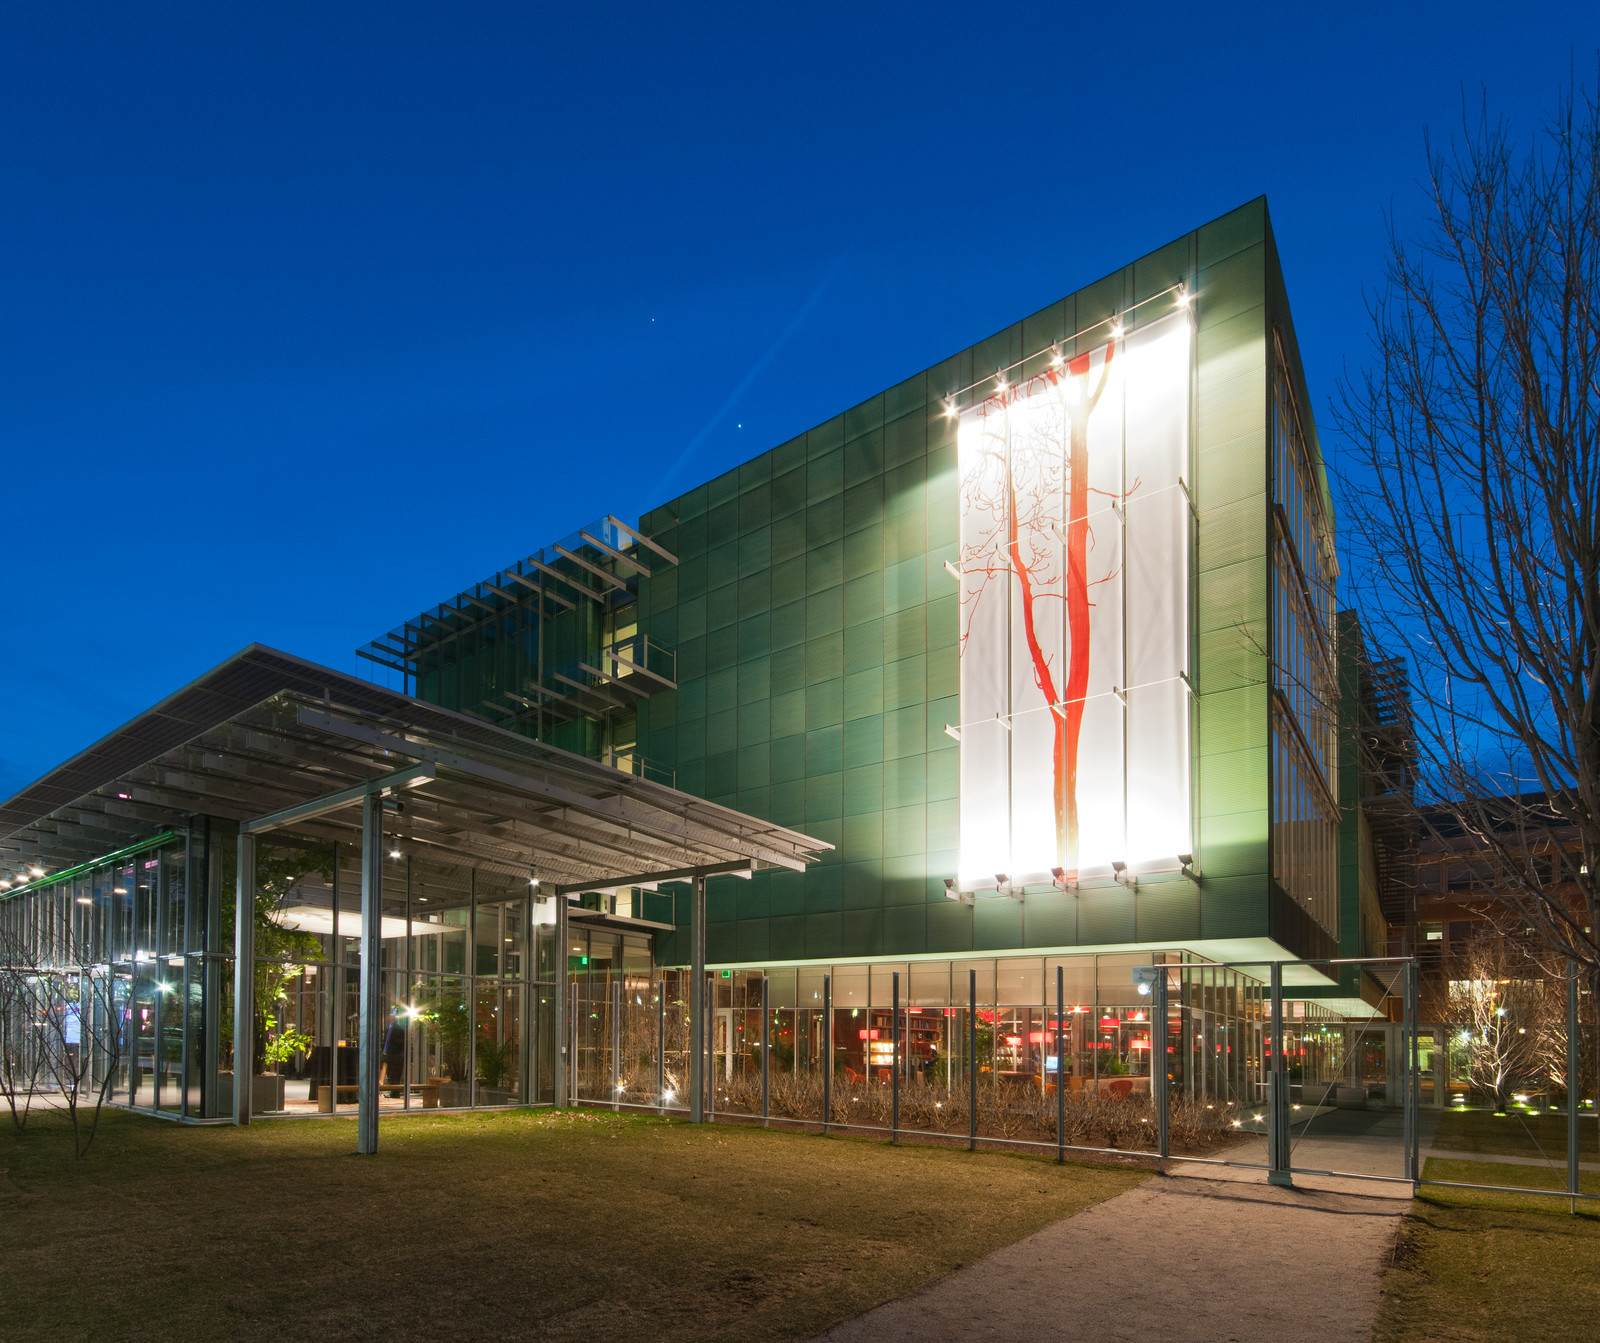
[412,988,472,1106]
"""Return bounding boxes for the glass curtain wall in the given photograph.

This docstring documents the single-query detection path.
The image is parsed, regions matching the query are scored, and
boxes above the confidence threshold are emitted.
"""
[264,848,555,1115]
[569,950,1268,1155]
[0,825,235,1121]
[1270,331,1340,937]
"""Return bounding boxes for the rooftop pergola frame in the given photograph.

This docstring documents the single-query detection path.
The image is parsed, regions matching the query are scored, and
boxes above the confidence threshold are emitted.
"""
[0,644,829,1151]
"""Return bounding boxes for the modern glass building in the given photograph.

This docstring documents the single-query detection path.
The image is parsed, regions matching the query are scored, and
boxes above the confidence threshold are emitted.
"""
[3,199,1404,1149]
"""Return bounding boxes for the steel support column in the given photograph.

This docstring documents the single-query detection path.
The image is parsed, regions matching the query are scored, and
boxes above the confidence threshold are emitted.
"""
[356,793,384,1155]
[1403,960,1420,1187]
[760,974,770,1127]
[1267,962,1291,1186]
[232,830,255,1126]
[1569,959,1581,1214]
[1055,965,1065,1163]
[891,971,900,1144]
[554,891,568,1108]
[1154,965,1170,1159]
[689,874,706,1123]
[822,973,832,1134]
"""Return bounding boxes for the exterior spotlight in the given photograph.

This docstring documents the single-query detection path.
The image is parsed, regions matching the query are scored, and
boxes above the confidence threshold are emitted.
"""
[944,397,958,417]
[389,845,402,859]
[995,375,1008,392]
[1050,866,1076,892]
[76,896,92,905]
[943,723,961,742]
[943,559,961,580]
[0,880,10,890]
[1110,322,1124,340]
[530,875,540,888]
[29,866,44,877]
[1174,285,1191,307]
[944,877,973,905]
[994,712,1011,732]
[1179,853,1200,884]
[1112,861,1137,890]
[1050,345,1064,366]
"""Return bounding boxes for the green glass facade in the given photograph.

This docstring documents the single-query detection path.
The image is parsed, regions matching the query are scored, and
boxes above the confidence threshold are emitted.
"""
[392,198,1346,975]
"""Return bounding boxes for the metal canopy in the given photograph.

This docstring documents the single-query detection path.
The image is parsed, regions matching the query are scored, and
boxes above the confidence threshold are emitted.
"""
[0,644,829,891]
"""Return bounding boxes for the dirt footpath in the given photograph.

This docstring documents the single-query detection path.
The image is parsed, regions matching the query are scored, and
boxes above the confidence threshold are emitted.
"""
[811,1164,1408,1343]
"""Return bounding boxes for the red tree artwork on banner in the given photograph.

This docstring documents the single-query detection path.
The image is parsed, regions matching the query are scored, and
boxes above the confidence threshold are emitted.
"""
[959,340,1119,873]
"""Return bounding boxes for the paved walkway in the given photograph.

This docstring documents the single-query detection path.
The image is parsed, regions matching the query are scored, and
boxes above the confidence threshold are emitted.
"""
[813,1122,1417,1343]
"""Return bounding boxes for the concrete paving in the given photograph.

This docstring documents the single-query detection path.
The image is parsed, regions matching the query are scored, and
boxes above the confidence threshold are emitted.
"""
[812,1129,1414,1343]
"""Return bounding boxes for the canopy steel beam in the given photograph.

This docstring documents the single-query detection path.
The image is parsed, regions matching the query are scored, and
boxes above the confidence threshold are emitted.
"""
[240,764,436,835]
[296,707,819,872]
[554,859,753,897]
[552,544,629,591]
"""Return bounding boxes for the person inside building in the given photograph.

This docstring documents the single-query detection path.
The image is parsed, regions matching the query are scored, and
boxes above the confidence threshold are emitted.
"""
[381,1007,407,1085]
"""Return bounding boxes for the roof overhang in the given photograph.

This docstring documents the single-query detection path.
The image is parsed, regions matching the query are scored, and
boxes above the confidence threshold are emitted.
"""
[0,644,830,892]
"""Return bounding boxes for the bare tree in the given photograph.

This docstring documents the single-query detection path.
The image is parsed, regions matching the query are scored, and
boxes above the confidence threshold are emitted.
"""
[33,962,123,1160]
[1336,76,1600,979]
[1444,932,1553,1111]
[0,923,43,1132]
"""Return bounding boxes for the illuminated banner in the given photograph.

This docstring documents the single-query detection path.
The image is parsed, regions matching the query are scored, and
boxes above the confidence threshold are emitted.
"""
[956,311,1191,892]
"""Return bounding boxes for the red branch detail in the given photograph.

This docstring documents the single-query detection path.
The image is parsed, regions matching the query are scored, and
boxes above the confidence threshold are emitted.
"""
[967,340,1116,874]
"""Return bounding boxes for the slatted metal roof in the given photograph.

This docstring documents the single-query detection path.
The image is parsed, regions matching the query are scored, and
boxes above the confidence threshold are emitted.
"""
[0,644,828,891]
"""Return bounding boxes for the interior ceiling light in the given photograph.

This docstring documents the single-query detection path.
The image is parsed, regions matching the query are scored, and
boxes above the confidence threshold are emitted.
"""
[29,866,44,877]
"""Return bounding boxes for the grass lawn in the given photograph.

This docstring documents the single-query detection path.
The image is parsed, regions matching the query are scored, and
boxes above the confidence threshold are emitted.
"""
[1430,1107,1600,1161]
[0,1107,1147,1343]
[1372,1159,1600,1342]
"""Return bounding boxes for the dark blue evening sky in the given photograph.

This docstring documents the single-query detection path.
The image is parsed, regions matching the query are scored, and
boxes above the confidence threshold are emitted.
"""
[1,2,1594,797]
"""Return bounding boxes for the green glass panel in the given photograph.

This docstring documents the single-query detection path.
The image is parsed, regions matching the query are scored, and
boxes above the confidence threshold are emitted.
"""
[844,523,884,580]
[805,677,843,730]
[844,574,882,627]
[806,724,843,775]
[807,585,843,639]
[843,666,883,721]
[843,763,883,816]
[805,635,843,686]
[843,715,883,768]
[770,733,805,782]
[770,689,805,738]
[884,654,926,711]
[844,619,883,673]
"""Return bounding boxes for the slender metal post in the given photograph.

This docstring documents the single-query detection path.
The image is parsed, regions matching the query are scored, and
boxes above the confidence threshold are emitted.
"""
[1154,965,1170,1159]
[690,875,706,1123]
[968,967,978,1152]
[180,823,193,1119]
[202,822,222,1119]
[356,792,383,1155]
[822,974,832,1134]
[1268,961,1291,1186]
[1055,965,1065,1163]
[553,891,568,1109]
[1404,959,1420,1188]
[232,830,256,1126]
[656,975,665,1113]
[760,974,770,1127]
[891,971,900,1144]
[611,976,621,1111]
[1569,959,1581,1214]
